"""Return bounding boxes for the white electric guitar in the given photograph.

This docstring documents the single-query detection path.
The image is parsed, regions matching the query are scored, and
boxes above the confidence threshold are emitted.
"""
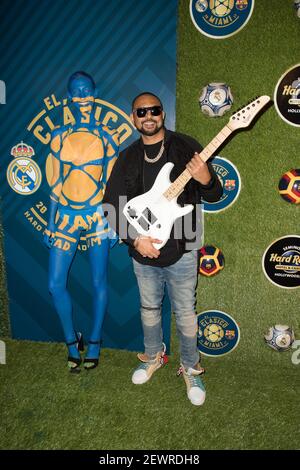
[123,96,270,249]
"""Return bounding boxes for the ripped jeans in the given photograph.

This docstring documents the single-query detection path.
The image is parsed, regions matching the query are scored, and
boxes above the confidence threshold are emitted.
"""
[132,250,200,369]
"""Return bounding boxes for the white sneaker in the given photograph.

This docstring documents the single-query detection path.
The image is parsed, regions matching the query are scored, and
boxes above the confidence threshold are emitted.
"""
[178,364,206,406]
[132,343,168,385]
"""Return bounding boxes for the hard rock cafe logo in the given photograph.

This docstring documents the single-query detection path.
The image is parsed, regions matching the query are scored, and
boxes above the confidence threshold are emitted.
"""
[262,236,300,289]
[203,156,241,213]
[190,0,254,39]
[274,64,300,127]
[7,142,42,195]
[9,94,135,250]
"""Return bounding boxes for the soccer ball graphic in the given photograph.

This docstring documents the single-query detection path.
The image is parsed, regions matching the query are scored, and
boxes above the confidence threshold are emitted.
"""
[264,325,295,351]
[210,0,234,17]
[294,1,300,18]
[204,323,224,342]
[199,245,225,276]
[199,83,233,117]
[278,169,300,204]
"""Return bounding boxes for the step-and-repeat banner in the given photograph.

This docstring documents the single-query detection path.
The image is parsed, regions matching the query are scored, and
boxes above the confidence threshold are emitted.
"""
[0,0,177,351]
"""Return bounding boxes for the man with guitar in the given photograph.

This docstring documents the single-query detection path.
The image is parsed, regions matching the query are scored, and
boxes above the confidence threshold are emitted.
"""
[104,92,222,406]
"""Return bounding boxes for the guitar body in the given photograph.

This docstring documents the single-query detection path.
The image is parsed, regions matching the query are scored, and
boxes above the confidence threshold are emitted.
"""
[123,162,193,249]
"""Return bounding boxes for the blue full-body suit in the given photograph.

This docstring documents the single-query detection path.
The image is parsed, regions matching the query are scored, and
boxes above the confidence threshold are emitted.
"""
[44,72,119,368]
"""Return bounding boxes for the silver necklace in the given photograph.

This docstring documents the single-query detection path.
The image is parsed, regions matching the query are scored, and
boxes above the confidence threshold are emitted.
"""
[144,140,165,164]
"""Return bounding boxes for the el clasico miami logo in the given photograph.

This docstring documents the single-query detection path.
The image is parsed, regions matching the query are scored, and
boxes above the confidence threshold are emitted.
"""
[190,0,255,39]
[197,310,240,356]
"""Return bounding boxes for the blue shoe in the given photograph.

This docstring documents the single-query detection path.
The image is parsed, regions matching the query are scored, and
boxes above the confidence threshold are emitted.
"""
[132,343,168,384]
[177,364,206,406]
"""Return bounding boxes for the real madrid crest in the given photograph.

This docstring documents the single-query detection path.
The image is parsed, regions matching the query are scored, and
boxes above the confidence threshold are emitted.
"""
[7,142,42,195]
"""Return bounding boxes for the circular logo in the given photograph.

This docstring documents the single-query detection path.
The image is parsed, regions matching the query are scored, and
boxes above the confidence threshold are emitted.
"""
[7,156,42,195]
[262,236,300,289]
[274,64,300,127]
[203,156,241,212]
[294,1,300,18]
[190,0,255,39]
[197,310,240,356]
[278,169,300,204]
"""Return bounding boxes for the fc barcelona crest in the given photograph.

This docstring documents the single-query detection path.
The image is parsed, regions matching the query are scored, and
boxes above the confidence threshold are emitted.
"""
[224,179,236,191]
[236,0,248,10]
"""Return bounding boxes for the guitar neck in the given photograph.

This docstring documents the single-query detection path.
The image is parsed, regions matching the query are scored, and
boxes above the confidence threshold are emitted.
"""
[163,124,233,201]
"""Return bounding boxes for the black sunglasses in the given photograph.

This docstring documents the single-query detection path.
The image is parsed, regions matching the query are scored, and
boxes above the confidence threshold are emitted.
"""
[133,106,163,118]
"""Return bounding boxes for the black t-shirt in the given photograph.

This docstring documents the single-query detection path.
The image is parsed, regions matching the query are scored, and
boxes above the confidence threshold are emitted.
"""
[131,140,181,267]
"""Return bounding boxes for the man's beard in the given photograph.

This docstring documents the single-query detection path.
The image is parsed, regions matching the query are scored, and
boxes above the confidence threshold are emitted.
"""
[139,120,164,136]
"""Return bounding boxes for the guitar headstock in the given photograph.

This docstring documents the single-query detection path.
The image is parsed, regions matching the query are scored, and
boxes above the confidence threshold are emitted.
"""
[228,95,271,131]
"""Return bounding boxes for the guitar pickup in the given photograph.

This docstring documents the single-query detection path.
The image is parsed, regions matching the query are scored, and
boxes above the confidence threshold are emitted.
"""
[137,216,150,231]
[142,207,157,225]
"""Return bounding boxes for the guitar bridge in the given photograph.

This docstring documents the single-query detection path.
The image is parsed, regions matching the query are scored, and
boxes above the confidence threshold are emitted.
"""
[127,205,158,233]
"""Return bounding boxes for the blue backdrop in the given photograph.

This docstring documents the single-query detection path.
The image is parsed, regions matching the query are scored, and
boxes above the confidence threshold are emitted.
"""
[0,0,177,351]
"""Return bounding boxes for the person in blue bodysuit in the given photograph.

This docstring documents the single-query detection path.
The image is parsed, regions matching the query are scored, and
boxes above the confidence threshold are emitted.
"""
[43,71,119,372]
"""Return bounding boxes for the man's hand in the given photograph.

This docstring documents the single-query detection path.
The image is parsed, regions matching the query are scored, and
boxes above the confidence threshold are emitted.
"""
[186,152,211,185]
[134,236,162,259]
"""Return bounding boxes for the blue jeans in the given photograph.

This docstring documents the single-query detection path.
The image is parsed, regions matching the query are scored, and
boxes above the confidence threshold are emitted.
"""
[132,250,200,369]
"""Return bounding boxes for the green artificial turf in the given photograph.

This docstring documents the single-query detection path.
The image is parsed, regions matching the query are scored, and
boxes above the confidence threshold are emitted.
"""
[0,332,299,450]
[1,0,300,451]
[177,1,300,355]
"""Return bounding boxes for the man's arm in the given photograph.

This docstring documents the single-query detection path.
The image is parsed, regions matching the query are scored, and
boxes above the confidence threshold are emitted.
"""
[179,133,223,203]
[187,154,223,203]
